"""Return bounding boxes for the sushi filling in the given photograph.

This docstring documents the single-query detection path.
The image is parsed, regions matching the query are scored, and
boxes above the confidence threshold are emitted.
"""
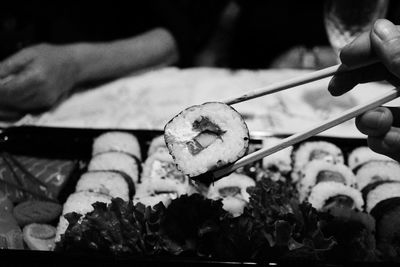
[323,195,355,210]
[218,186,241,198]
[187,117,226,155]
[316,170,346,184]
[309,150,334,162]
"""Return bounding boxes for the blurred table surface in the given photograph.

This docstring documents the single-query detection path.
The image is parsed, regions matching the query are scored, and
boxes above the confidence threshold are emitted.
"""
[10,67,398,138]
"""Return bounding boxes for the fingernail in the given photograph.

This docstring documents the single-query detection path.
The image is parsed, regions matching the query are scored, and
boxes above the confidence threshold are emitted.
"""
[374,19,398,41]
[364,109,386,129]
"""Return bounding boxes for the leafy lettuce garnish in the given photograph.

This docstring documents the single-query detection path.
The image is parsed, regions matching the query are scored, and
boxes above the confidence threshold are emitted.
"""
[56,178,377,262]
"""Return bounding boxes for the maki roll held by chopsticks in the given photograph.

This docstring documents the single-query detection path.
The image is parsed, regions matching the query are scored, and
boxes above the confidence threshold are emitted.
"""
[164,102,249,178]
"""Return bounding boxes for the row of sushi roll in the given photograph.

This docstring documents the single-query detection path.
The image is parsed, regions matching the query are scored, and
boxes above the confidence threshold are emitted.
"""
[55,126,256,244]
[261,136,400,253]
[55,131,141,242]
[262,138,400,210]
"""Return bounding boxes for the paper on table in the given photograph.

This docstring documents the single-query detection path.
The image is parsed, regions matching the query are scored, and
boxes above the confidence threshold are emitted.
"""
[13,67,396,138]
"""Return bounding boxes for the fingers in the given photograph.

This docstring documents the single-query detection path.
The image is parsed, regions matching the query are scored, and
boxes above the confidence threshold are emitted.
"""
[339,31,374,67]
[0,50,34,78]
[368,128,400,161]
[0,70,40,110]
[328,63,389,96]
[370,19,400,80]
[328,20,400,96]
[355,107,392,137]
[356,106,400,161]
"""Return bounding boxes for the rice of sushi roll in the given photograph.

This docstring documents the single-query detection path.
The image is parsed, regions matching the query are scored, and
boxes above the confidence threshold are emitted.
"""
[164,102,249,178]
[147,135,168,156]
[207,173,255,217]
[364,181,400,212]
[291,141,344,183]
[55,191,111,242]
[88,152,140,184]
[355,160,400,190]
[262,137,292,174]
[297,160,356,202]
[308,181,364,211]
[348,146,393,170]
[140,149,192,196]
[92,131,141,160]
[133,194,173,208]
[75,171,133,201]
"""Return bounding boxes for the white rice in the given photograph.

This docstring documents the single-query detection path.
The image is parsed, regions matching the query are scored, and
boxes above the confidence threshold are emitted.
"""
[348,146,394,170]
[365,182,400,212]
[75,171,130,201]
[297,160,356,202]
[55,191,111,242]
[165,102,249,177]
[262,137,292,174]
[133,194,173,208]
[207,173,255,216]
[147,135,167,156]
[308,181,364,211]
[88,152,140,184]
[92,131,141,160]
[356,160,400,190]
[141,155,191,198]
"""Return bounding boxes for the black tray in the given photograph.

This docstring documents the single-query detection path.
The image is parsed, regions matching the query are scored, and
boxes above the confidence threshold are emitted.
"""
[0,126,381,267]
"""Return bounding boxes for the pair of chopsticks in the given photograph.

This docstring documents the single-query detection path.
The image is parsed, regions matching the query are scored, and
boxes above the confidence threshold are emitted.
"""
[211,62,400,179]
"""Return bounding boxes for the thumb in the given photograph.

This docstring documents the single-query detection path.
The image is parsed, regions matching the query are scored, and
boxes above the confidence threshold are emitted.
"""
[370,19,400,79]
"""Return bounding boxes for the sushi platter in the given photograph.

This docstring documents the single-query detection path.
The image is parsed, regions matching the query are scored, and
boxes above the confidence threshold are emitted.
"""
[0,125,399,266]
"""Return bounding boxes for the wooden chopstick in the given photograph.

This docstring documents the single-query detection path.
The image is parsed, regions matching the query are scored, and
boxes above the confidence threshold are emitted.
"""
[214,87,400,179]
[224,61,377,105]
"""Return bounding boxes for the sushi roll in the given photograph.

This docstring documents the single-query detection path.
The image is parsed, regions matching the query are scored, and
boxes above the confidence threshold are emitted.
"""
[348,146,393,170]
[88,152,140,184]
[355,160,400,190]
[75,171,134,201]
[92,131,141,160]
[164,102,249,178]
[262,137,292,174]
[364,181,400,212]
[291,141,344,183]
[207,173,255,217]
[140,149,193,196]
[55,191,111,242]
[297,160,356,202]
[308,181,364,211]
[147,135,168,156]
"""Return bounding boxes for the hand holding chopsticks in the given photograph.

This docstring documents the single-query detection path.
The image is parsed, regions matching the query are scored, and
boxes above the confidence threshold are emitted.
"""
[203,60,399,181]
[214,87,400,179]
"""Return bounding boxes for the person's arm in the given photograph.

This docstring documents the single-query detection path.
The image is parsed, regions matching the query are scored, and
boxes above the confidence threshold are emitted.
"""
[70,28,178,83]
[328,19,400,161]
[0,28,178,114]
